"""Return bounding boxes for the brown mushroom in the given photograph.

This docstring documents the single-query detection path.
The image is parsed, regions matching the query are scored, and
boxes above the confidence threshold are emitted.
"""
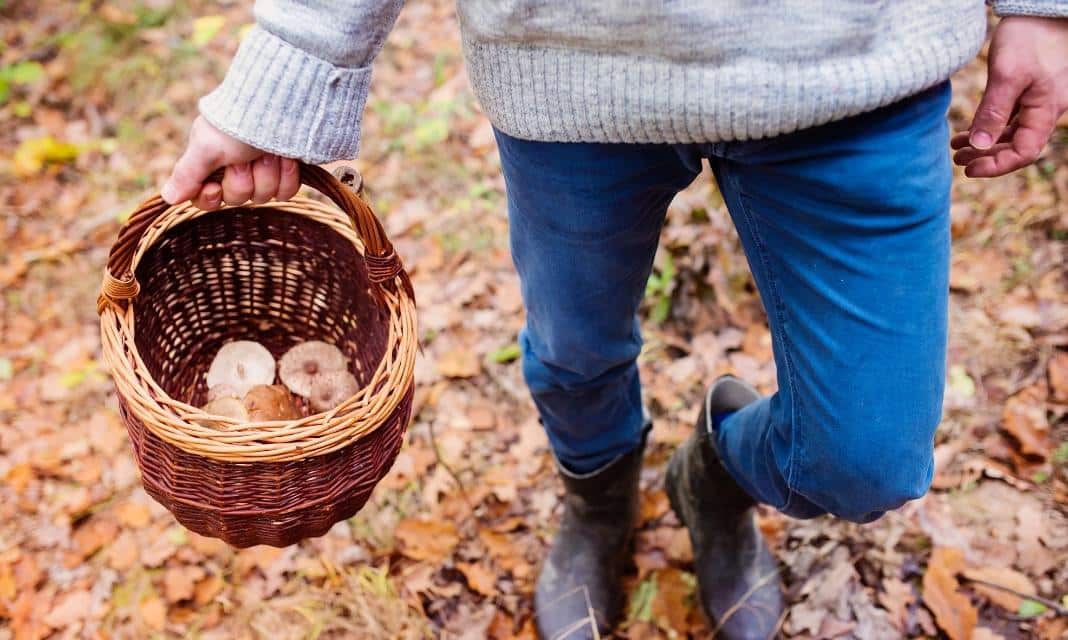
[243,384,301,421]
[206,341,276,398]
[308,370,360,412]
[200,397,250,422]
[278,341,348,397]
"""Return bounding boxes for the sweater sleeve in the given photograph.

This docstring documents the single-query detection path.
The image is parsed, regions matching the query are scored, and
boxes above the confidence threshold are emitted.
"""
[198,0,404,164]
[990,0,1068,17]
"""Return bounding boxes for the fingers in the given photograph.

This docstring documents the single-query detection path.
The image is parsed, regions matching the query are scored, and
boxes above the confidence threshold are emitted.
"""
[968,65,1028,150]
[163,145,222,204]
[951,123,1017,151]
[194,183,223,211]
[277,158,300,201]
[222,162,254,205]
[251,155,281,204]
[960,94,1056,178]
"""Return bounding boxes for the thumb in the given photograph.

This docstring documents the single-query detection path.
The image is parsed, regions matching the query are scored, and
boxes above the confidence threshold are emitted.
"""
[969,67,1027,150]
[162,145,222,204]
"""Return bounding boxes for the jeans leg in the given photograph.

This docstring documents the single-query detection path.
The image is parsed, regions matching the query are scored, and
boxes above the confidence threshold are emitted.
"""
[707,83,953,522]
[495,129,700,473]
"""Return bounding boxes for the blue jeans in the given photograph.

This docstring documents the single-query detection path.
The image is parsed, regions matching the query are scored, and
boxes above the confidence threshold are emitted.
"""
[496,82,952,524]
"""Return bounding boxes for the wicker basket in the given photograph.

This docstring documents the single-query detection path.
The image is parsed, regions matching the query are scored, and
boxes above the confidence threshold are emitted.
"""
[98,164,417,548]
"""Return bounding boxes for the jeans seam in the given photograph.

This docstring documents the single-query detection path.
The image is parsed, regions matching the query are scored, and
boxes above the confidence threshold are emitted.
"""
[723,168,806,514]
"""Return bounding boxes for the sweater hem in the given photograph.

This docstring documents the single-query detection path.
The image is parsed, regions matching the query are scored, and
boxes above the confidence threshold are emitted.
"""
[462,22,987,145]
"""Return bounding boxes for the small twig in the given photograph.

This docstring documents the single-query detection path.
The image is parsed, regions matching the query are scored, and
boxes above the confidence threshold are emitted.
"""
[960,575,1068,616]
[426,419,469,503]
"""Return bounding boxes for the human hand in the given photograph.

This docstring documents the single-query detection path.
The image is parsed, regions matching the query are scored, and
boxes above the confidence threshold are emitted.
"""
[161,116,301,209]
[952,16,1068,178]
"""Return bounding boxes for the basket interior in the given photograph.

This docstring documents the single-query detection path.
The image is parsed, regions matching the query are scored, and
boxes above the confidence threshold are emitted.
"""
[132,207,390,407]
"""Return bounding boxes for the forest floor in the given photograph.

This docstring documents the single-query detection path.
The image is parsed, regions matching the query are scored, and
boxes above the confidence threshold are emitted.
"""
[1,1,1067,638]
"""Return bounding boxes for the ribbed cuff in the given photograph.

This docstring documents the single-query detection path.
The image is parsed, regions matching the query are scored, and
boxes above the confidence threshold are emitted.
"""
[991,0,1068,17]
[198,26,371,163]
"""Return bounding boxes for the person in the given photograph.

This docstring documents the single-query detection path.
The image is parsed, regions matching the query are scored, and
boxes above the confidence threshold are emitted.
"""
[161,2,1068,638]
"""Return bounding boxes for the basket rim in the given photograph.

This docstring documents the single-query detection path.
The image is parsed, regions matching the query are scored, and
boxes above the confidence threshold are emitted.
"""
[99,195,417,463]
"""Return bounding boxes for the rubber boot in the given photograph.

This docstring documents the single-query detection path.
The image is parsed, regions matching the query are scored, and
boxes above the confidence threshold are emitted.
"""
[535,436,646,639]
[666,376,784,639]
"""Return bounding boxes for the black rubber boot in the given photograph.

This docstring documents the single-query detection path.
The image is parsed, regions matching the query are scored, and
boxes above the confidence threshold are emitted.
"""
[666,376,784,639]
[535,436,646,639]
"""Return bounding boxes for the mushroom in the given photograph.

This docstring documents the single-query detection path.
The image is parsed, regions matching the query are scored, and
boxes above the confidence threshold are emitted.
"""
[206,383,241,402]
[308,370,360,412]
[278,341,348,397]
[205,341,276,398]
[243,384,301,421]
[200,397,250,422]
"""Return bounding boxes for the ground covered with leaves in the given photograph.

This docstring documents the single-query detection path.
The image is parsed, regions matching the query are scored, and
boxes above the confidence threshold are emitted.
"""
[2,1,1068,638]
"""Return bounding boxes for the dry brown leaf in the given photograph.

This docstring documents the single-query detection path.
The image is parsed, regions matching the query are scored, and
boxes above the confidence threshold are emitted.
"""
[922,547,977,640]
[437,348,482,378]
[457,561,496,596]
[233,545,284,578]
[878,577,914,632]
[193,574,225,606]
[1049,351,1068,402]
[0,564,15,600]
[42,589,91,628]
[961,566,1035,612]
[1001,385,1052,458]
[651,568,694,633]
[394,518,460,562]
[164,566,204,603]
[972,628,1006,640]
[639,490,670,524]
[72,518,119,558]
[1016,503,1053,574]
[114,501,152,528]
[140,596,167,631]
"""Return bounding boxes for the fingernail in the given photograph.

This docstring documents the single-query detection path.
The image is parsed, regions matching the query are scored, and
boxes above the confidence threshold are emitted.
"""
[161,181,177,203]
[233,163,250,175]
[260,155,275,167]
[283,159,298,174]
[970,131,993,149]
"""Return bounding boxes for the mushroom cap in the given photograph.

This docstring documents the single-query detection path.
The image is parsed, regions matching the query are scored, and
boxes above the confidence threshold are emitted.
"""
[206,341,276,398]
[309,370,360,412]
[200,397,250,423]
[206,383,241,402]
[278,341,348,397]
[243,384,301,421]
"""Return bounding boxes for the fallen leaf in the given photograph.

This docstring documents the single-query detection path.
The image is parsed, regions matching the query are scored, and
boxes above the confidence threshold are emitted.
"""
[922,547,977,640]
[1001,385,1052,459]
[140,596,167,631]
[394,518,459,562]
[193,574,225,606]
[650,568,694,633]
[164,566,204,603]
[437,348,482,378]
[457,562,496,596]
[877,577,914,632]
[114,501,152,528]
[962,566,1035,612]
[72,518,119,558]
[190,15,226,47]
[43,589,91,628]
[12,137,80,177]
[972,629,1006,640]
[639,490,670,524]
[1049,351,1068,402]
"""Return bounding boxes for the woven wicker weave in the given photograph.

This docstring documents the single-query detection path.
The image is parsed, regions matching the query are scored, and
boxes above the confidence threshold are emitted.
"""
[98,164,417,547]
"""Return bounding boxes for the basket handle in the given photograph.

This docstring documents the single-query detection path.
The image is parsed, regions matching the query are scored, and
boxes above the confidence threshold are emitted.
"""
[98,163,409,314]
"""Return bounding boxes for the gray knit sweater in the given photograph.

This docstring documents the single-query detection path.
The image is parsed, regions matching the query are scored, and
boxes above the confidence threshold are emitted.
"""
[199,1,1068,163]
